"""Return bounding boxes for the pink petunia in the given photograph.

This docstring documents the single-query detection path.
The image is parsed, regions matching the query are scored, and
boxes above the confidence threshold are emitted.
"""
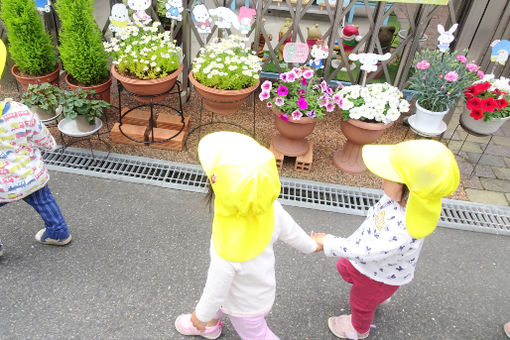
[302,69,314,79]
[320,80,329,92]
[266,102,273,108]
[326,102,335,112]
[333,93,342,105]
[466,63,478,72]
[258,90,270,101]
[456,55,467,63]
[277,86,289,96]
[477,70,485,79]
[287,72,297,82]
[279,73,288,82]
[292,67,302,77]
[297,98,308,110]
[301,78,307,86]
[298,89,306,96]
[292,110,302,120]
[444,71,458,82]
[279,113,289,122]
[261,80,272,91]
[275,97,284,107]
[416,60,430,70]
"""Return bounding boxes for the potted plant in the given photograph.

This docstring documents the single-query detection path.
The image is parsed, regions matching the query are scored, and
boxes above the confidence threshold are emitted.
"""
[189,35,262,114]
[259,66,335,156]
[333,83,410,173]
[58,88,111,137]
[21,83,64,122]
[0,0,59,89]
[462,74,510,135]
[106,19,183,103]
[56,0,112,103]
[408,49,480,135]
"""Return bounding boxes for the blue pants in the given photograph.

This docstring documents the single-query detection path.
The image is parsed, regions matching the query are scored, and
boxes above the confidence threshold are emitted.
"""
[0,185,70,240]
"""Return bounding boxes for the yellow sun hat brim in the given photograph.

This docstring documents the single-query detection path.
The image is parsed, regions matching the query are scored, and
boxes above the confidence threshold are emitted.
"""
[0,40,6,81]
[362,140,460,239]
[198,131,281,262]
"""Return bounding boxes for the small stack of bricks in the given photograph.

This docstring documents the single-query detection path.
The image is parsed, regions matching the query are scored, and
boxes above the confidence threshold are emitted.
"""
[269,136,313,173]
[111,108,190,151]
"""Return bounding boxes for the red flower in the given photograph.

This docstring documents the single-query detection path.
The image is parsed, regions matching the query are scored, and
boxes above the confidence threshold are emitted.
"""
[464,87,476,98]
[466,97,482,110]
[470,108,484,120]
[481,97,497,112]
[474,82,491,94]
[496,98,508,110]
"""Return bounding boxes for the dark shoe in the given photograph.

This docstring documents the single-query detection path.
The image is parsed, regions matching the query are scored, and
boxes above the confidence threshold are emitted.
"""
[35,229,72,246]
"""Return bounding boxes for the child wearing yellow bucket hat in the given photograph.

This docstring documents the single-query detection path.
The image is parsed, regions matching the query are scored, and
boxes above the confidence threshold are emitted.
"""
[312,139,460,339]
[0,39,71,257]
[175,131,318,340]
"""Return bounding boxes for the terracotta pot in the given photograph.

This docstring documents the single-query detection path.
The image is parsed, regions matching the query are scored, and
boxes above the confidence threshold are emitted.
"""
[333,119,393,174]
[111,64,183,103]
[460,109,510,136]
[65,73,113,104]
[273,111,317,156]
[11,62,61,90]
[188,72,260,114]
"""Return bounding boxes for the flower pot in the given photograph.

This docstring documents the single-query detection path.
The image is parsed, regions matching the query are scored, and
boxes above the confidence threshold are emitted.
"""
[398,30,427,48]
[188,72,260,114]
[111,64,183,103]
[273,112,317,156]
[333,119,393,174]
[65,74,113,104]
[58,116,103,137]
[412,101,449,135]
[32,105,62,123]
[11,62,61,91]
[460,110,510,135]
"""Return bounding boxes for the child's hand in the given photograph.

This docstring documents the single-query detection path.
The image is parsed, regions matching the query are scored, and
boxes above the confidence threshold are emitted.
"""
[191,310,207,332]
[310,231,326,252]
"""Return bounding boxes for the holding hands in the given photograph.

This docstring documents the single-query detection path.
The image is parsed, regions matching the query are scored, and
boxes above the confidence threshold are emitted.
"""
[311,231,326,252]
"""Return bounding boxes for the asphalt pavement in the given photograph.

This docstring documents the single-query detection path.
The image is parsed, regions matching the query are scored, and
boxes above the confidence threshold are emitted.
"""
[0,171,509,340]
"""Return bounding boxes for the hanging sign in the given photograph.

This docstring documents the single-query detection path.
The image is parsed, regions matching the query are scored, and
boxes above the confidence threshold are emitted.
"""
[165,0,184,21]
[370,0,448,4]
[490,40,510,65]
[283,43,309,63]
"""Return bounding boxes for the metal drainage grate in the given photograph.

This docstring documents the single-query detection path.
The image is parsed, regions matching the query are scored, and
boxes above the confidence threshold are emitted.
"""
[43,147,510,236]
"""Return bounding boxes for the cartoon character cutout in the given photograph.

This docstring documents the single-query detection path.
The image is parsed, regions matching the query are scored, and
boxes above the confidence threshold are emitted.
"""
[209,7,239,30]
[36,0,51,13]
[192,4,213,34]
[128,0,151,22]
[309,40,329,69]
[349,52,391,72]
[437,23,458,53]
[490,40,510,65]
[238,6,256,35]
[109,4,131,36]
[165,0,184,21]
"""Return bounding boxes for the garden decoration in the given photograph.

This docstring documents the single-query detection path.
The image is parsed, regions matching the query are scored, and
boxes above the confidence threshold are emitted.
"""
[259,66,335,156]
[283,43,309,64]
[437,23,458,53]
[165,0,184,21]
[338,25,362,70]
[209,6,239,30]
[0,40,6,78]
[332,83,410,173]
[189,35,261,114]
[128,0,151,22]
[308,40,329,69]
[378,26,396,54]
[278,18,293,61]
[238,6,256,35]
[306,24,322,49]
[408,48,480,136]
[1,0,59,90]
[192,3,212,34]
[349,52,391,77]
[109,3,131,36]
[21,83,64,123]
[490,40,510,66]
[57,0,111,103]
[106,20,183,103]
[252,19,272,62]
[35,0,51,13]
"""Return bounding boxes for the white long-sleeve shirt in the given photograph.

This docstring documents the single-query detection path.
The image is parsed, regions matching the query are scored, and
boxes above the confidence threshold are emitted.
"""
[195,200,317,321]
[323,195,425,286]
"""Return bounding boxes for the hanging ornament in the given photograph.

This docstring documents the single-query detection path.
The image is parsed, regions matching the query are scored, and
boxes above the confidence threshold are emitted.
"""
[238,6,256,35]
[109,3,131,36]
[127,0,151,22]
[165,0,184,21]
[437,23,458,53]
[209,7,239,30]
[35,0,51,13]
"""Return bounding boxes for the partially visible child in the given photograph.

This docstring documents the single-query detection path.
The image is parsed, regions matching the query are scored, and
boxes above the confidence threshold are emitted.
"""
[0,40,71,257]
[175,131,318,340]
[312,140,460,339]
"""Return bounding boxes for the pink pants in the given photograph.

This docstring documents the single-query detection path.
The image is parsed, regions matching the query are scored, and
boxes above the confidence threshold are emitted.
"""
[337,257,399,333]
[213,310,279,340]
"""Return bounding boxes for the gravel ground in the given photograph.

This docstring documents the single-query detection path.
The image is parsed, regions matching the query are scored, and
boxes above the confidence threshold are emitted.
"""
[2,76,468,201]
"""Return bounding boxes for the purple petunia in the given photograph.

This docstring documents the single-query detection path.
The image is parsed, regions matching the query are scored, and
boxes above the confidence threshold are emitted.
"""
[297,98,308,110]
[277,86,289,96]
[306,110,316,118]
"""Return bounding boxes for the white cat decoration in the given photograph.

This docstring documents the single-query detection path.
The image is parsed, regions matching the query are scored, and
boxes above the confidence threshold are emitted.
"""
[109,4,131,36]
[437,23,458,53]
[309,41,329,69]
[128,0,151,22]
[192,4,213,34]
[165,0,184,21]
[209,7,239,30]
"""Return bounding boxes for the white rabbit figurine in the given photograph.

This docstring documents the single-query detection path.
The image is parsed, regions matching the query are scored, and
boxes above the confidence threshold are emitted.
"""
[437,23,458,53]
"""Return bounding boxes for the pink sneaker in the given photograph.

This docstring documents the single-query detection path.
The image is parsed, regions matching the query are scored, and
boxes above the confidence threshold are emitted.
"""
[504,322,510,338]
[328,314,369,339]
[175,314,222,339]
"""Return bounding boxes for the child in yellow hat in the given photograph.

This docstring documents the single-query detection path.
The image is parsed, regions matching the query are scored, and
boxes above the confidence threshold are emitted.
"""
[312,139,460,339]
[175,131,319,340]
[0,40,71,257]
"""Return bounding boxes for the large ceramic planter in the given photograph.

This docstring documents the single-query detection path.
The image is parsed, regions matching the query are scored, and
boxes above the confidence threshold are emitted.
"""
[273,111,317,156]
[11,62,61,90]
[460,110,510,135]
[58,115,102,137]
[112,64,183,103]
[333,119,393,174]
[411,101,449,135]
[188,72,260,114]
[65,73,113,104]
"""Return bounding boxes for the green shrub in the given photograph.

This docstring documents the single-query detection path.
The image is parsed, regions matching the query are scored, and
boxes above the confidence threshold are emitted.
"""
[56,0,109,86]
[0,0,57,76]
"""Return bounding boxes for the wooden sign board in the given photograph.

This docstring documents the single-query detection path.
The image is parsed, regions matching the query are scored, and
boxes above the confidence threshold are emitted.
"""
[283,43,309,64]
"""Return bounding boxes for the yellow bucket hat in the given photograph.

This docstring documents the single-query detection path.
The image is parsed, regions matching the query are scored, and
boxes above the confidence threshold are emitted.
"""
[198,131,281,262]
[362,140,460,239]
[0,39,6,80]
